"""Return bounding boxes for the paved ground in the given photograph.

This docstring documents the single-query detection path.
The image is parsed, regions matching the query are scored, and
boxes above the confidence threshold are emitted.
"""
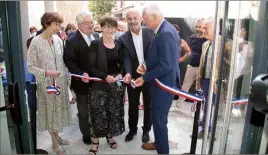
[37,101,205,154]
[5,98,246,154]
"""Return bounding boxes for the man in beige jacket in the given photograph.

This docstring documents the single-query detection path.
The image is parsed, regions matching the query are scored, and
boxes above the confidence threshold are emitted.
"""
[196,19,220,138]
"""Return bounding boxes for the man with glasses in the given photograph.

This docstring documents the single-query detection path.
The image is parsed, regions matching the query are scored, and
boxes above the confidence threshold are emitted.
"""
[63,10,99,145]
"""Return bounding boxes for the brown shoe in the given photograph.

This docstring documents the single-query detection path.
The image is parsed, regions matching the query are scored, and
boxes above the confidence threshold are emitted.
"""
[141,143,156,150]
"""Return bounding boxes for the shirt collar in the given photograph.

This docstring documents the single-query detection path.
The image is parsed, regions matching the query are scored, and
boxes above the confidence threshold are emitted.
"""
[154,19,165,35]
[79,29,91,38]
[131,28,142,36]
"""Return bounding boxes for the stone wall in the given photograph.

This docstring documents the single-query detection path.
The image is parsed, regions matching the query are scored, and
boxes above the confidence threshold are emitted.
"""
[56,1,89,27]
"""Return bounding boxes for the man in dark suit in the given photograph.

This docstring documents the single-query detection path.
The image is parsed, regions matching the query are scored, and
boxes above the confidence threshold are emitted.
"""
[134,5,180,154]
[63,10,99,145]
[118,9,153,143]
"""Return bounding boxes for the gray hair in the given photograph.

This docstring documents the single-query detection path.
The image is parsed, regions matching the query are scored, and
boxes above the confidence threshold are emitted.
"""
[143,4,163,19]
[76,10,93,24]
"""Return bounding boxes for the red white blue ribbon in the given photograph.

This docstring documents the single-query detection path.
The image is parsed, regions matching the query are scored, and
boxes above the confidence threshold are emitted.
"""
[154,79,248,105]
[65,73,136,89]
[154,79,203,102]
[47,77,60,95]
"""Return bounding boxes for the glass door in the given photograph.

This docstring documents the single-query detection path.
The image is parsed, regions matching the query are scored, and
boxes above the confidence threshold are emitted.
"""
[204,1,261,154]
[0,1,34,154]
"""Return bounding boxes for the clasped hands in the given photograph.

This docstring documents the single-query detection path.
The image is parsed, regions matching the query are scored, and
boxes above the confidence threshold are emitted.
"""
[80,63,147,87]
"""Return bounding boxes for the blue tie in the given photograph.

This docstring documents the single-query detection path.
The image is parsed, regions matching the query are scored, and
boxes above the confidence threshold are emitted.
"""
[88,35,92,43]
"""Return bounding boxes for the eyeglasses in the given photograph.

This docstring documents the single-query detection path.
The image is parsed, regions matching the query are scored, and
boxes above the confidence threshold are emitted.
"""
[103,24,116,30]
[82,21,93,26]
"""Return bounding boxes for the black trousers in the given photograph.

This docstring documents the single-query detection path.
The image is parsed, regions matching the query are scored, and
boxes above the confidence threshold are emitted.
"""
[127,83,152,132]
[76,94,91,137]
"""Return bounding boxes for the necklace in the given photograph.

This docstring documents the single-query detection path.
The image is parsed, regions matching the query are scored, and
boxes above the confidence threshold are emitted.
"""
[47,37,58,71]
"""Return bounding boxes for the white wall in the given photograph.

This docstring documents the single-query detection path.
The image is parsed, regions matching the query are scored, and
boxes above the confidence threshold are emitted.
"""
[28,1,45,30]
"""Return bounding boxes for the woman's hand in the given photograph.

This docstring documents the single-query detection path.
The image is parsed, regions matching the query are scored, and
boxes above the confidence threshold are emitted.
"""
[45,70,60,78]
[106,75,116,84]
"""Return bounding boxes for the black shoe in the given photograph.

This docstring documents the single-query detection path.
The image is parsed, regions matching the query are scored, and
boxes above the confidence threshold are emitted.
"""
[142,131,150,143]
[125,131,137,142]
[83,136,92,145]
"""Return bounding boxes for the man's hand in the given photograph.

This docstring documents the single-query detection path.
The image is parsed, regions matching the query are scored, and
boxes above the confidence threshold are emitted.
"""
[81,73,89,83]
[178,57,184,63]
[123,73,132,84]
[106,75,116,84]
[134,77,145,87]
[137,64,146,75]
[196,80,201,90]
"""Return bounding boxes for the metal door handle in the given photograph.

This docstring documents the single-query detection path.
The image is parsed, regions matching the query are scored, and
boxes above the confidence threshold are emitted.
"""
[0,104,14,112]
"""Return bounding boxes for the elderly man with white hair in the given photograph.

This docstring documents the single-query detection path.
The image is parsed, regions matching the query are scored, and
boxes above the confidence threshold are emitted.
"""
[63,10,99,145]
[134,5,180,154]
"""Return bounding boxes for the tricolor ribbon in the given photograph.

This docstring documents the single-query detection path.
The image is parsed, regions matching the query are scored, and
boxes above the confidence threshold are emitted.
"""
[47,77,60,95]
[65,73,136,89]
[153,79,248,112]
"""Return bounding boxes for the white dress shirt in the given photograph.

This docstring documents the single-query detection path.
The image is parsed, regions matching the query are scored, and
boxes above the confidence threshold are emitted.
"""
[79,30,95,46]
[131,28,144,65]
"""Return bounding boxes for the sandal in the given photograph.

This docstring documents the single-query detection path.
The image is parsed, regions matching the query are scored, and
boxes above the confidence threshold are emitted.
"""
[89,141,99,155]
[106,136,117,149]
[57,136,70,145]
[52,141,65,155]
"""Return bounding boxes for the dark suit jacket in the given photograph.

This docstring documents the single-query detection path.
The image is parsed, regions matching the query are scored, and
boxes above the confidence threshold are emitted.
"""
[88,37,123,80]
[118,27,153,79]
[63,30,99,94]
[143,20,180,90]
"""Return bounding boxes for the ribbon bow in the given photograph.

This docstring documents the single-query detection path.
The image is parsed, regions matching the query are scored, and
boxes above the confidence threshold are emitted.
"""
[47,77,60,95]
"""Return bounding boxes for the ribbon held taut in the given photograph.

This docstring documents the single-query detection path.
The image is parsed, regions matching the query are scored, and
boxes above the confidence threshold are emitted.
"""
[154,79,248,105]
[65,73,136,89]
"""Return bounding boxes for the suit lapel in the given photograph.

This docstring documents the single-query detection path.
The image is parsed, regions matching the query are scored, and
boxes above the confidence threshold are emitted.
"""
[126,31,139,64]
[76,30,89,47]
[142,28,148,60]
[147,20,167,57]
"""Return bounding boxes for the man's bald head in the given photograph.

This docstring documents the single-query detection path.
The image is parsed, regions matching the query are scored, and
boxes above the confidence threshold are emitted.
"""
[195,18,204,36]
[126,8,141,18]
[125,8,142,33]
[203,19,215,41]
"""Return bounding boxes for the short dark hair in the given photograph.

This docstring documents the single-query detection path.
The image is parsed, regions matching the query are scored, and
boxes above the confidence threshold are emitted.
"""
[173,24,180,31]
[29,26,37,33]
[65,23,76,33]
[99,16,118,28]
[41,12,63,30]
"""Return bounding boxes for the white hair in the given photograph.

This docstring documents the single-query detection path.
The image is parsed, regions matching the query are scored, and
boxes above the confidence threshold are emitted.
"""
[143,4,163,19]
[76,10,93,24]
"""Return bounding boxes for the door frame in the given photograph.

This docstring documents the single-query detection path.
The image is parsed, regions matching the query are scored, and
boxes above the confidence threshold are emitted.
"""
[241,0,268,153]
[0,1,34,154]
